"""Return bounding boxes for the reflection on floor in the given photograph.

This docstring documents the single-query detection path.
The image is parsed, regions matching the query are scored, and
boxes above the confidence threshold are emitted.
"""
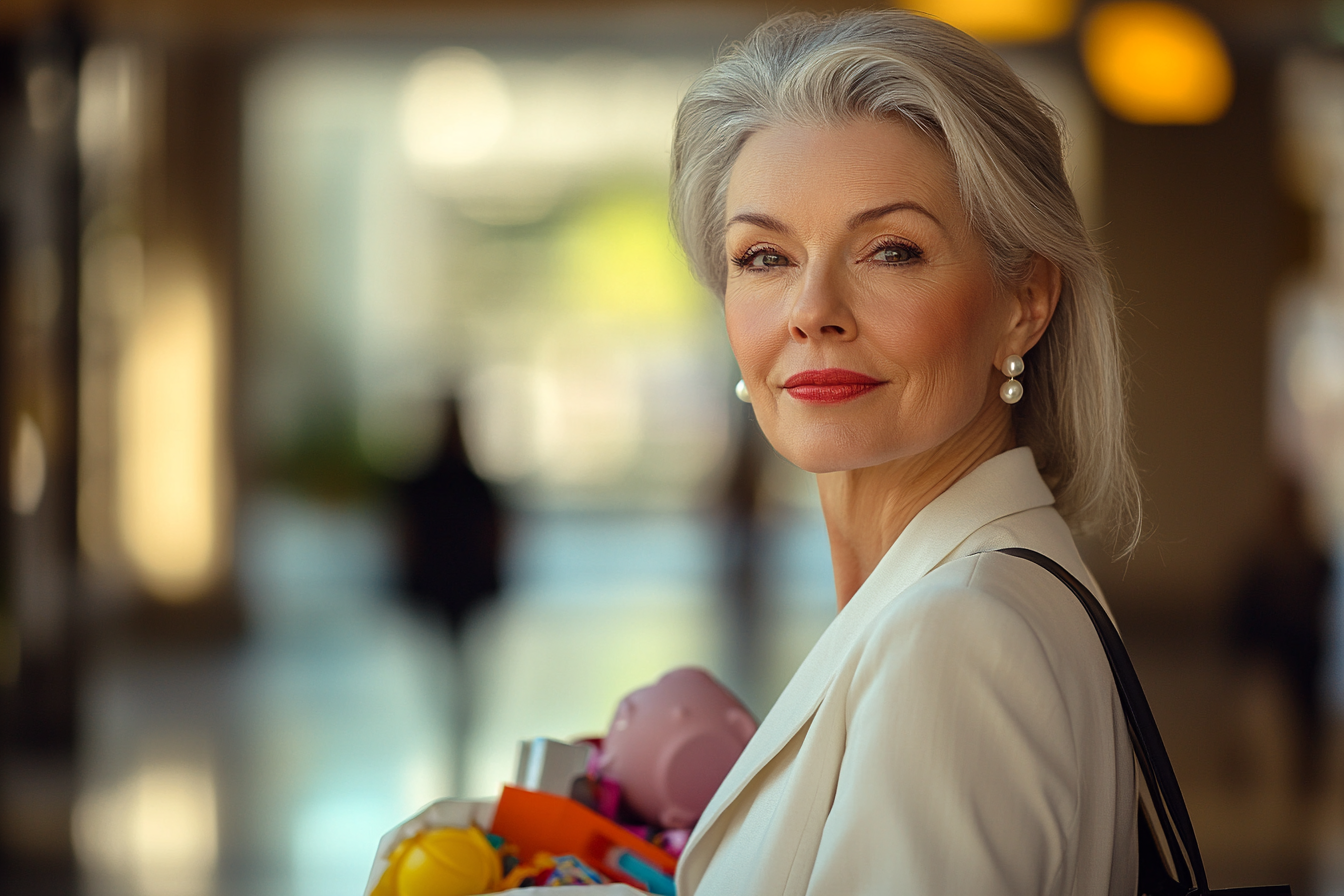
[74,494,832,896]
[73,491,1344,895]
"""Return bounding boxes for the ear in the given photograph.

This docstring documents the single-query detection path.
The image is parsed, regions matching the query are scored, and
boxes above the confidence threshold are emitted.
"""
[999,254,1061,362]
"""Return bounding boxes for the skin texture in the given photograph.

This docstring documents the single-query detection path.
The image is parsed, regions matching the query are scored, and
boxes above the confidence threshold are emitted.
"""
[723,118,1061,609]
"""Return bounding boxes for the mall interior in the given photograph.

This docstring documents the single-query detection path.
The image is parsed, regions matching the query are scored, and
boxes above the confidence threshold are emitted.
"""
[0,0,1342,893]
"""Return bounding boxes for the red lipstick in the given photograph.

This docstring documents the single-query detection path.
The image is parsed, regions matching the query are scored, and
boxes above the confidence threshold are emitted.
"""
[783,368,883,403]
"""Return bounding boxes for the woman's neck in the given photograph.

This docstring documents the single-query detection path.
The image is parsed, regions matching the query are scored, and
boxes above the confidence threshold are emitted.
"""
[818,398,1016,611]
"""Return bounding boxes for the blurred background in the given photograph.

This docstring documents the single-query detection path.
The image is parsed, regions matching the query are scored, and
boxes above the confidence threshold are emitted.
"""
[0,0,1339,892]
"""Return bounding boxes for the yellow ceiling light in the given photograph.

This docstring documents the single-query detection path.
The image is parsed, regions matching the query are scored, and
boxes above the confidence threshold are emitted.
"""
[1081,1,1233,125]
[895,0,1077,43]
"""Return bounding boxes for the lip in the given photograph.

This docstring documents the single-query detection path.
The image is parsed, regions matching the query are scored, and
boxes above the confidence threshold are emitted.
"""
[783,368,884,403]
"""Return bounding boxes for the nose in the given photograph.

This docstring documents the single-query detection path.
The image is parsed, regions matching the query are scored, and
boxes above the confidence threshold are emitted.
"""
[787,263,857,343]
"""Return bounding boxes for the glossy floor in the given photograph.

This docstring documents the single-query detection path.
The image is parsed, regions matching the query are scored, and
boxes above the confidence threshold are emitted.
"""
[74,494,832,896]
[72,492,1344,895]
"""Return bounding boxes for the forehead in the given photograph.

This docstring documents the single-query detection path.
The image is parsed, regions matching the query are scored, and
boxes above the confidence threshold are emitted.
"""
[725,118,963,226]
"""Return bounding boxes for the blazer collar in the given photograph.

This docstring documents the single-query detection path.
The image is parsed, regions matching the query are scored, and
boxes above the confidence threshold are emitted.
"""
[684,447,1056,859]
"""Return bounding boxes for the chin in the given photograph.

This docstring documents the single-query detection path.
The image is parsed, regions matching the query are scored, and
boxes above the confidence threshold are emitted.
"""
[774,429,898,474]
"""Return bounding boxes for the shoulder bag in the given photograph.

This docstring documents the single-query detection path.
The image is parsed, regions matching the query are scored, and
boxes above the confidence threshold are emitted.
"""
[996,547,1292,896]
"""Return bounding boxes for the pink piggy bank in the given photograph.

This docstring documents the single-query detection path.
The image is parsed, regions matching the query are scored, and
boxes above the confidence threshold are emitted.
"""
[598,667,758,829]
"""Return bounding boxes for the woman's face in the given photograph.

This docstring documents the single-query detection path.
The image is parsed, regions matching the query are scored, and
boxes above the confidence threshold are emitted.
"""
[724,117,1026,474]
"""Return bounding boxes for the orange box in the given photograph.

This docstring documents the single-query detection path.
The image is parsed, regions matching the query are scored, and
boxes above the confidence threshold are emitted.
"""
[489,786,677,885]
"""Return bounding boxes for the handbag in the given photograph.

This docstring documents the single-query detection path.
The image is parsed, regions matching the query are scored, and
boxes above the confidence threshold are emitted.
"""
[995,548,1292,896]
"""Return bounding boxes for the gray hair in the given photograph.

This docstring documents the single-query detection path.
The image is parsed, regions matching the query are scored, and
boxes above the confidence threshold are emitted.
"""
[671,8,1141,549]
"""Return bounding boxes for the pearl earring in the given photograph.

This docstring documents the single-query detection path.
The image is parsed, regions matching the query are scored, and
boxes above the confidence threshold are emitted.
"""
[999,354,1024,405]
[735,379,752,403]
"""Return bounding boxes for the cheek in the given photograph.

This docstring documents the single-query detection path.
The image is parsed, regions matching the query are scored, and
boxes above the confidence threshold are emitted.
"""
[724,293,779,378]
[873,284,999,404]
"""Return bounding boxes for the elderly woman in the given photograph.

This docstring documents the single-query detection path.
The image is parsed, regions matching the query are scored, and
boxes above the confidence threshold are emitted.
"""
[370,8,1143,896]
[668,10,1140,895]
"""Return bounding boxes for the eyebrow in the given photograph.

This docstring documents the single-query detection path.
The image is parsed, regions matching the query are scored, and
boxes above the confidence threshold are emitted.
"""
[725,201,945,234]
[847,200,944,230]
[725,211,793,234]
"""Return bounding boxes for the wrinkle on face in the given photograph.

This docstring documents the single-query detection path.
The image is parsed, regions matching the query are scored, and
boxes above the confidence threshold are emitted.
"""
[723,117,1010,475]
[721,117,1053,608]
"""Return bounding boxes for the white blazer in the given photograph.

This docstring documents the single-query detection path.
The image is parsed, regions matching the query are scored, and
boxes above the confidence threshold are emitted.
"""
[367,447,1137,896]
[678,447,1137,896]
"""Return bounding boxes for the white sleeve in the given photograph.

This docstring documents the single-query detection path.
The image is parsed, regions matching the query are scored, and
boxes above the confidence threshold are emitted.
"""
[805,587,1079,896]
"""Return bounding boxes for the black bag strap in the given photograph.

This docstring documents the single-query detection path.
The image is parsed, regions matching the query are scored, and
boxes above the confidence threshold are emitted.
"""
[994,548,1291,896]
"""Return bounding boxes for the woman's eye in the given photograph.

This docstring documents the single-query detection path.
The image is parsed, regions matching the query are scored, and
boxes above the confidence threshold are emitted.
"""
[873,243,921,265]
[732,247,790,269]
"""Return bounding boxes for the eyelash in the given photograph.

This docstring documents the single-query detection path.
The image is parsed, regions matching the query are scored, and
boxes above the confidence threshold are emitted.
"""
[870,239,924,265]
[729,239,925,270]
[730,244,785,269]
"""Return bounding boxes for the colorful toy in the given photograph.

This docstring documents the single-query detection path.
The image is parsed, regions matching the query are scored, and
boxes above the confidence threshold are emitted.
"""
[545,855,609,885]
[606,847,675,895]
[651,828,690,858]
[371,824,501,896]
[569,764,623,819]
[373,668,757,894]
[597,667,757,829]
[497,850,555,889]
[515,738,595,796]
[490,785,677,887]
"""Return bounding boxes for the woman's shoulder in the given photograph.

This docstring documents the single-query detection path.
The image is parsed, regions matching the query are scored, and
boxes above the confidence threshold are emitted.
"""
[856,542,1110,699]
[860,553,1051,664]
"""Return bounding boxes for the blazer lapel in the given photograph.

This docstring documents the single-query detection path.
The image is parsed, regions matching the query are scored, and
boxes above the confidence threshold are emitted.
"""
[682,448,1056,867]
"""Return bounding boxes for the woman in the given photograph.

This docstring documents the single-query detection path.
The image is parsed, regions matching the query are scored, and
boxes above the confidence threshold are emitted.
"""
[669,10,1140,894]
[369,8,1142,895]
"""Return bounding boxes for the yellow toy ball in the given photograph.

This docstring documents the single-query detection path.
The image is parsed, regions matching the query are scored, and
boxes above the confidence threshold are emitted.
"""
[375,825,502,896]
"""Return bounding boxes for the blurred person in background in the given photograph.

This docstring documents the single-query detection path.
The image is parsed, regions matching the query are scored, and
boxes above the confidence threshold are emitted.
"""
[396,395,502,643]
[374,9,1145,894]
[1228,475,1331,790]
[717,408,769,708]
[395,394,502,796]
